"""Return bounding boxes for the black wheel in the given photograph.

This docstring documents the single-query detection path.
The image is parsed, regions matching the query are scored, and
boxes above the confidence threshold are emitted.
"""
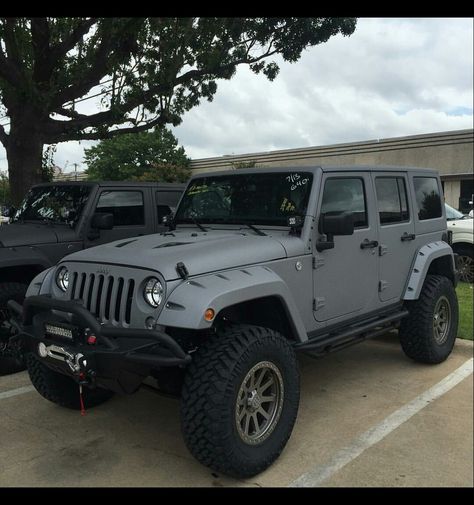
[180,324,300,478]
[0,282,28,374]
[26,354,114,410]
[454,245,473,283]
[399,275,459,364]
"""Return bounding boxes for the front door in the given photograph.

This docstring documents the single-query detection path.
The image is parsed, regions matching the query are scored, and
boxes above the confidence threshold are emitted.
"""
[313,173,379,322]
[86,189,150,247]
[372,173,416,302]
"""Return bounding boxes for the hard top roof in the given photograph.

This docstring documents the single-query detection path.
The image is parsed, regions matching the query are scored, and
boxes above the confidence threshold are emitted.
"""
[32,180,186,189]
[190,165,439,179]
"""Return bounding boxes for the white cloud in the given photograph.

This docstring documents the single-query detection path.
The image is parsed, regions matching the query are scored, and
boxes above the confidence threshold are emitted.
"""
[0,17,472,172]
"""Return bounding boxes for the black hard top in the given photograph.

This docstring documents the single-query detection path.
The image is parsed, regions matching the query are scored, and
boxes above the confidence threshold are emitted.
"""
[32,180,186,189]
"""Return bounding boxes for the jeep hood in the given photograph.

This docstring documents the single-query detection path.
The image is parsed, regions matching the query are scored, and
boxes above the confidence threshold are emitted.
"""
[63,230,288,280]
[0,223,59,247]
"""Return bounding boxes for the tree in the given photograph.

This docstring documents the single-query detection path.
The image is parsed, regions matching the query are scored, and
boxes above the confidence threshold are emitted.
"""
[133,163,191,183]
[41,144,56,182]
[0,17,357,204]
[85,127,190,181]
[232,160,259,169]
[0,171,10,205]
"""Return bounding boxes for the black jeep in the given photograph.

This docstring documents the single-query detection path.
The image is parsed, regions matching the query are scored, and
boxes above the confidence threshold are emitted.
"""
[0,180,184,372]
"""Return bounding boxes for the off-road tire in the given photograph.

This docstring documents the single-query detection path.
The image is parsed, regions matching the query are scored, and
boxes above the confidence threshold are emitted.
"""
[0,282,28,374]
[181,324,300,478]
[399,274,458,364]
[454,245,473,283]
[26,353,114,410]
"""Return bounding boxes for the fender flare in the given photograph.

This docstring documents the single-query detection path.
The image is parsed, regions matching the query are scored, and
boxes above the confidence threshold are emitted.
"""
[157,266,308,342]
[0,246,52,275]
[403,241,455,300]
[25,267,55,298]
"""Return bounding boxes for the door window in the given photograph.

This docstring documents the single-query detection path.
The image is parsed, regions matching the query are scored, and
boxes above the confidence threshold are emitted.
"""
[375,177,409,225]
[156,190,182,223]
[320,178,368,228]
[96,191,145,226]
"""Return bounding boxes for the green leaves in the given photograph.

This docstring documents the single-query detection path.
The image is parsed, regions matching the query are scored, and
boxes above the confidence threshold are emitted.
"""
[1,17,357,142]
[84,127,190,182]
[1,17,357,200]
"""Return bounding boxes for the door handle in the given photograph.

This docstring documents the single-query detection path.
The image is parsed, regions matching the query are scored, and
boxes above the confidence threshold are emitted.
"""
[401,233,416,242]
[360,239,379,249]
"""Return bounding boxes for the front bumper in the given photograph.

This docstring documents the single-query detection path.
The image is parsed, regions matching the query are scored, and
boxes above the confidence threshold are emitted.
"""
[8,295,191,394]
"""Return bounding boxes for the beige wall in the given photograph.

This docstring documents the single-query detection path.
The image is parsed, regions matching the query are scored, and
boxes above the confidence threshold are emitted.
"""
[443,180,461,208]
[190,129,474,178]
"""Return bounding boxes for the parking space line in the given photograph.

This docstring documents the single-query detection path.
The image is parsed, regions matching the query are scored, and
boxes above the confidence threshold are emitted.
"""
[0,385,35,401]
[289,357,474,487]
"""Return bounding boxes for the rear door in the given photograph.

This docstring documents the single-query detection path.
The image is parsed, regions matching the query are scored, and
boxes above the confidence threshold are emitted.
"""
[372,173,416,302]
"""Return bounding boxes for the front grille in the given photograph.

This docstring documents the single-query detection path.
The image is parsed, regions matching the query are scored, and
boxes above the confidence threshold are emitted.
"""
[68,272,135,326]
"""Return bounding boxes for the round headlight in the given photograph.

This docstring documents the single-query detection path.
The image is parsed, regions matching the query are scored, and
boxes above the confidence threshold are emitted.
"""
[144,278,164,308]
[56,267,69,292]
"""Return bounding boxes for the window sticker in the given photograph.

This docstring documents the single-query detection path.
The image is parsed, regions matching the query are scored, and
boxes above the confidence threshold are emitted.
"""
[280,197,296,212]
[286,173,310,191]
[187,183,209,196]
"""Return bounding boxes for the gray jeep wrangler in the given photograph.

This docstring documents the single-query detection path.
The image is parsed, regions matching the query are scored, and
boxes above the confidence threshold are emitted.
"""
[10,166,458,478]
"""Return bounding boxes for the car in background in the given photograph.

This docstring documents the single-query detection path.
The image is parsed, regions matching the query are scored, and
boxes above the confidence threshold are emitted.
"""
[445,203,473,283]
[1,180,185,373]
[0,205,10,225]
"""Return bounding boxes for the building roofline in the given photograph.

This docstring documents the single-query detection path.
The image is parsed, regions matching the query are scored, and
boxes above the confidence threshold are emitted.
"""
[189,129,474,169]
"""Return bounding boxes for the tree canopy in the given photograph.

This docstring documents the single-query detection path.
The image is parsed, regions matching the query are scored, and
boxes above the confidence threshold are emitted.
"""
[85,128,190,182]
[0,17,357,203]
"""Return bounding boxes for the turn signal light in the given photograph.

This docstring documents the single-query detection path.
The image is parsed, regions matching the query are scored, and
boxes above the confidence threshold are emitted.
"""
[204,308,215,321]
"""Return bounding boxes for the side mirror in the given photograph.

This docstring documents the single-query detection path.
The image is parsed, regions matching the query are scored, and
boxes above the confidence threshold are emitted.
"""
[162,213,176,230]
[91,212,114,230]
[316,212,354,252]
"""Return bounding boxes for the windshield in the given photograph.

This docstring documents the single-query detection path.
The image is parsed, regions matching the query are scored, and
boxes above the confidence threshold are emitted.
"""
[445,203,465,220]
[14,185,92,225]
[175,172,314,227]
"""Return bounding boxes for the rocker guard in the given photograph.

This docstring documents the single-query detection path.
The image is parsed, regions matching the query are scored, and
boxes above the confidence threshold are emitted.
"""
[8,295,191,394]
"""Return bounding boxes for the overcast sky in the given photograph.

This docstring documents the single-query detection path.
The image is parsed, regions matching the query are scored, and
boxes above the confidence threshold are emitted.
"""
[0,17,473,174]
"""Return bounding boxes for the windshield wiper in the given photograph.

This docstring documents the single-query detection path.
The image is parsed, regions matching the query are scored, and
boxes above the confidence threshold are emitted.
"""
[241,223,267,236]
[191,218,207,232]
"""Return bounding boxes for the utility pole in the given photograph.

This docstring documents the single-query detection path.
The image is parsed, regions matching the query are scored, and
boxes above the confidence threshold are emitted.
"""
[74,163,78,181]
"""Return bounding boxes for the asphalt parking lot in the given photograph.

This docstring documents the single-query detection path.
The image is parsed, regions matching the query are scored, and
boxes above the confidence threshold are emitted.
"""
[1,334,472,488]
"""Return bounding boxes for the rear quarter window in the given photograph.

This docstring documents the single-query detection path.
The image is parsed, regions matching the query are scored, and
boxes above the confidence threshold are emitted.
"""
[413,177,442,221]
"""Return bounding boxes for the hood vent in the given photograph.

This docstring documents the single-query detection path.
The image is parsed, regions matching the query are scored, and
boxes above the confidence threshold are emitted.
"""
[115,239,138,248]
[153,242,191,249]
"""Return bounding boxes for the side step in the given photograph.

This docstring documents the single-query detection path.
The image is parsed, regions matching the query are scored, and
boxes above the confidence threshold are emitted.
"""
[294,309,409,356]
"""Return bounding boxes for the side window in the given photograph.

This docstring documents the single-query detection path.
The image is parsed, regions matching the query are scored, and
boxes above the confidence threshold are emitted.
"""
[375,177,409,225]
[156,190,181,222]
[96,191,145,226]
[321,178,368,228]
[413,177,442,220]
[156,190,182,207]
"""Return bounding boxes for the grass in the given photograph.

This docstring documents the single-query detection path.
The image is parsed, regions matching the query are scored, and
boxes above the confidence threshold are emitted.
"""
[456,283,473,340]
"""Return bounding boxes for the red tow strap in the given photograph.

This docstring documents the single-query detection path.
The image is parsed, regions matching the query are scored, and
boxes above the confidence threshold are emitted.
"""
[79,384,86,416]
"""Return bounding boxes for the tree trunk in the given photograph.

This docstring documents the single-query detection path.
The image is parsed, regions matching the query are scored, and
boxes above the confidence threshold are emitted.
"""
[6,127,44,206]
